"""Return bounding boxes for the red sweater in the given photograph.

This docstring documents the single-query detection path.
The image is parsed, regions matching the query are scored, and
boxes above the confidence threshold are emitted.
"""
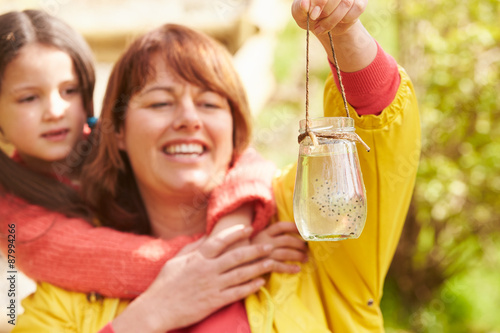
[329,41,400,115]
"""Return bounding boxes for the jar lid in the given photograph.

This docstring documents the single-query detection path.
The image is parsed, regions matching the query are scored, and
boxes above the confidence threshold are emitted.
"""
[299,117,354,134]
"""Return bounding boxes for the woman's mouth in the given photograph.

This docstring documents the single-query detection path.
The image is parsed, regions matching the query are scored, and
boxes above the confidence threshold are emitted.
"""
[163,143,205,158]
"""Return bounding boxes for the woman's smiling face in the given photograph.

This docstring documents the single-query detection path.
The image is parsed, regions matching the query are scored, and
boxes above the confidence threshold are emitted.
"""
[117,53,234,199]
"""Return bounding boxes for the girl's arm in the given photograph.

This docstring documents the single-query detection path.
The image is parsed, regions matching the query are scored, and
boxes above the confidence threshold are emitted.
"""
[0,195,193,298]
[0,148,277,299]
[207,147,276,235]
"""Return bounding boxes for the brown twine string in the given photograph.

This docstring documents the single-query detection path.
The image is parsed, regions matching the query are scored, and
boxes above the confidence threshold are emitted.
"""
[300,13,370,152]
[298,131,371,152]
[305,13,319,146]
[328,32,350,118]
[305,14,309,129]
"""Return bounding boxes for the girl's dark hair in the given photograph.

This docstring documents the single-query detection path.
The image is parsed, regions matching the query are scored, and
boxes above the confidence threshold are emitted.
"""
[81,24,253,233]
[0,10,95,219]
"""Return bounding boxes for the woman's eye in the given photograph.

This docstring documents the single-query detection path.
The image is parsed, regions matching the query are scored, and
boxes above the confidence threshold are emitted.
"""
[198,92,227,110]
[149,101,173,109]
[201,102,219,108]
[199,98,224,109]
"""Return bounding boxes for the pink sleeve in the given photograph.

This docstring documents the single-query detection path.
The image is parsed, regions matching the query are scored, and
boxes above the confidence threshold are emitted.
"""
[0,195,199,299]
[206,148,276,235]
[329,41,400,116]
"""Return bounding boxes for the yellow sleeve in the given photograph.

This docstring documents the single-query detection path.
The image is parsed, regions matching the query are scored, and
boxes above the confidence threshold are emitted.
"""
[272,66,421,331]
[321,66,421,294]
[13,282,128,333]
[13,283,78,333]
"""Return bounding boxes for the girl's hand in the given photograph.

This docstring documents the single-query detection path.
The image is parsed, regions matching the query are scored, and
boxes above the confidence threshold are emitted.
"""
[292,0,368,36]
[112,225,275,333]
[208,202,254,252]
[252,221,308,274]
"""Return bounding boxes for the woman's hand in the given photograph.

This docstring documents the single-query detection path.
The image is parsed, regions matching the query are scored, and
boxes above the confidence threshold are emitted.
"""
[252,221,308,274]
[112,225,275,333]
[292,0,376,72]
[292,0,368,36]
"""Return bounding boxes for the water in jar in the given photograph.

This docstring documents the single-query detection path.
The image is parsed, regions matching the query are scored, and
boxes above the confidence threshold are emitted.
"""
[293,139,367,241]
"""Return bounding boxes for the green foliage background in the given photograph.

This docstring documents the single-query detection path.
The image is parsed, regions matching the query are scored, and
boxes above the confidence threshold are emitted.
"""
[384,0,500,331]
[254,0,500,331]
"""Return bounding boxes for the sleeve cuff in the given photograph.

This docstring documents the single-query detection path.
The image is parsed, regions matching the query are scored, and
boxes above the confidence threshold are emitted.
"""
[207,180,276,235]
[206,148,276,235]
[328,41,401,115]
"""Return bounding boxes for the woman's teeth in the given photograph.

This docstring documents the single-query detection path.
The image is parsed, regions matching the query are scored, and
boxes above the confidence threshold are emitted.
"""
[164,143,204,155]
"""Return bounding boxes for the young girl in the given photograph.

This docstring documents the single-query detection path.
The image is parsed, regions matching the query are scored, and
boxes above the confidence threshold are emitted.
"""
[0,9,305,300]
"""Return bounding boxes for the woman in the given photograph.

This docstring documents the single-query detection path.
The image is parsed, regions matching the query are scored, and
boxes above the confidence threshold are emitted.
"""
[14,0,421,331]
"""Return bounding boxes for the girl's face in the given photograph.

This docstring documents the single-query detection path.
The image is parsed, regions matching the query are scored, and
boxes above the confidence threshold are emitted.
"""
[0,43,86,170]
[117,54,234,200]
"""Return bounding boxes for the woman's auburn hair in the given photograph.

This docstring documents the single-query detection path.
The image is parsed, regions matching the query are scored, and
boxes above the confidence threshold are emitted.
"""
[81,24,253,233]
[0,10,95,220]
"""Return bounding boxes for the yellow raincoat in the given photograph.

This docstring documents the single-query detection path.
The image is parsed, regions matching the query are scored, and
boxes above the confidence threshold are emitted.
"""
[13,66,420,333]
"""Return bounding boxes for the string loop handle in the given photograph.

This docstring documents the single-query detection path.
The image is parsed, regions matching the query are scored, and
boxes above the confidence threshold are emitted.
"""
[300,13,370,152]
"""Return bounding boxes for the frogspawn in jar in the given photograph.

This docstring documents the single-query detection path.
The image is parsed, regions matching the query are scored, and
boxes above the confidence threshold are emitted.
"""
[293,117,367,241]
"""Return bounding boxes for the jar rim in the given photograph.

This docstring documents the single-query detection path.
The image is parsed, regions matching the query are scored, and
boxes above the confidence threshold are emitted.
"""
[299,117,354,133]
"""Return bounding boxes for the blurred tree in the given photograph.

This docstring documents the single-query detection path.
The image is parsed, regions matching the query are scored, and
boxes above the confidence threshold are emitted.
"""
[383,0,500,331]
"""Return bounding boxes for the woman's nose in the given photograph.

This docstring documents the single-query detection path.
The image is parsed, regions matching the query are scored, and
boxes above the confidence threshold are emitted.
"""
[42,92,67,121]
[172,98,202,131]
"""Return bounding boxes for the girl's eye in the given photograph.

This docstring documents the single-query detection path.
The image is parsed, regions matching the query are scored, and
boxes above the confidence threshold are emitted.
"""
[18,95,37,103]
[62,87,80,96]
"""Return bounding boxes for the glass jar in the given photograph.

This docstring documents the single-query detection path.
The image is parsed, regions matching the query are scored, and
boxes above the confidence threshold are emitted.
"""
[293,117,367,241]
